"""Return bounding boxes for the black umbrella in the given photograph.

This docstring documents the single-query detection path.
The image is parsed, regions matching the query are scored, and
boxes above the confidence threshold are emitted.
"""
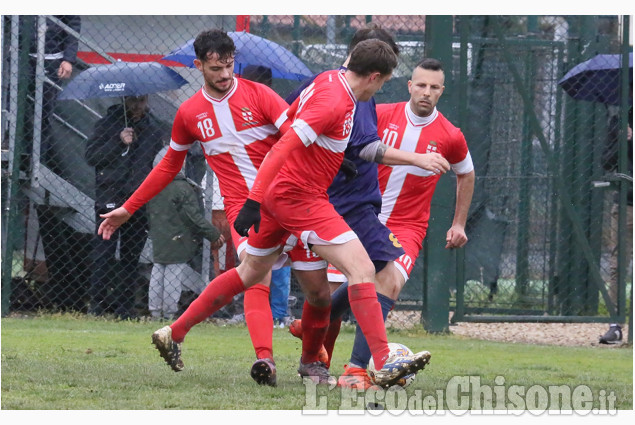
[558,52,633,105]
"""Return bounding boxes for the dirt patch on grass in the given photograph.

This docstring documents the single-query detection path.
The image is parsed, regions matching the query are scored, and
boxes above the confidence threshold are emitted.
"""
[386,310,630,348]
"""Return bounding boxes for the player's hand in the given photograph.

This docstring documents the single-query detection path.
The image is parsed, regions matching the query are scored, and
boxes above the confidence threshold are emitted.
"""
[97,207,132,240]
[414,153,450,175]
[339,158,359,182]
[210,234,226,250]
[445,224,468,249]
[234,199,261,236]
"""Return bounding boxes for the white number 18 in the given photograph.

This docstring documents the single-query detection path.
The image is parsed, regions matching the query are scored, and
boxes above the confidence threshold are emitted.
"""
[197,118,216,139]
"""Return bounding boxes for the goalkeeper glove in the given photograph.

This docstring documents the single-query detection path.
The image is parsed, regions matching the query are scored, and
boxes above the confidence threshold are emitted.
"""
[234,198,261,236]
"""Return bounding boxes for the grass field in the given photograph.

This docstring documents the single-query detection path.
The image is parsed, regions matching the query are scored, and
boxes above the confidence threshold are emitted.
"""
[1,313,632,412]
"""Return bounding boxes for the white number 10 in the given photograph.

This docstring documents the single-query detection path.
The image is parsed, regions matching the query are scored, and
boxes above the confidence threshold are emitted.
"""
[381,129,398,147]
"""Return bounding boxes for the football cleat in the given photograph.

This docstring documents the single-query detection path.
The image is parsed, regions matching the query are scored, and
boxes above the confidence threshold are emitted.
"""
[337,364,378,390]
[151,326,184,372]
[250,358,277,387]
[289,319,303,339]
[372,350,431,389]
[298,360,336,386]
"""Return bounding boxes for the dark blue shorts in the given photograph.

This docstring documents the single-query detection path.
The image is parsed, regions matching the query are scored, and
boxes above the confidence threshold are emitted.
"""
[342,205,405,273]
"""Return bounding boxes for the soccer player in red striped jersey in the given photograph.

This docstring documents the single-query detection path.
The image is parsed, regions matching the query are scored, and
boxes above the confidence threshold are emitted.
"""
[296,58,475,388]
[377,58,475,285]
[96,30,293,382]
[144,39,431,388]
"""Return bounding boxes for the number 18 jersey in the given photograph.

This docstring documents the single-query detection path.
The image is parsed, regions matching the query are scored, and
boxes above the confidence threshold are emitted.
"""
[170,77,289,216]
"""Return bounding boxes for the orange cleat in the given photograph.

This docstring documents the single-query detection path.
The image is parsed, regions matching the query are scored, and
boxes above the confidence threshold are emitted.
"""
[288,319,303,339]
[318,345,329,367]
[337,364,378,390]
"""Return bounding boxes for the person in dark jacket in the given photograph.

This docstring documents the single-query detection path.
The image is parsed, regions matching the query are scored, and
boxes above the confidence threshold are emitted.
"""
[599,106,633,344]
[147,146,225,319]
[85,95,166,318]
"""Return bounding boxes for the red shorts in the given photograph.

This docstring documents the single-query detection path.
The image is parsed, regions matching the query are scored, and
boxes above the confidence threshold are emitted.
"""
[225,203,249,258]
[245,193,357,269]
[390,226,426,282]
[326,263,347,283]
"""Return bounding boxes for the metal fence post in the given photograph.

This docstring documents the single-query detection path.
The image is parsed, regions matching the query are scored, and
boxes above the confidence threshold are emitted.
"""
[1,16,34,316]
[420,15,455,333]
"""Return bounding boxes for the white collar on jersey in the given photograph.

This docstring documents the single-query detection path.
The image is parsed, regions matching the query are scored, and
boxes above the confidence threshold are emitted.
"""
[405,102,438,127]
[201,77,238,103]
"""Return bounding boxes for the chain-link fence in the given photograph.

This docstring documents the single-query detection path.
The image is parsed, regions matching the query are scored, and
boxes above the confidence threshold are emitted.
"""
[1,15,632,328]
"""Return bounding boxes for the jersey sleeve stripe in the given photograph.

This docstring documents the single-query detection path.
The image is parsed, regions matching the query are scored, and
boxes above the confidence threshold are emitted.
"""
[169,139,194,151]
[291,119,317,146]
[451,151,474,175]
[314,134,348,153]
[274,109,290,129]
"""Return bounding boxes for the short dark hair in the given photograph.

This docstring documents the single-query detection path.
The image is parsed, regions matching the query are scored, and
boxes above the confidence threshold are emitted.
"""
[415,58,444,72]
[193,29,236,62]
[242,65,272,87]
[348,23,399,56]
[347,39,398,77]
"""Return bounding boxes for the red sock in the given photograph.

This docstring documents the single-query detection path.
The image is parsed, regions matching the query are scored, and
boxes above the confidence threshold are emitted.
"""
[171,268,245,342]
[348,283,390,369]
[301,300,331,364]
[244,284,274,359]
[323,317,342,369]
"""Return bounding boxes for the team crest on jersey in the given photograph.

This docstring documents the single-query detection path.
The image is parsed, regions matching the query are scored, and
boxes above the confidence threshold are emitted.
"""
[241,107,259,126]
[342,112,353,136]
[426,140,438,153]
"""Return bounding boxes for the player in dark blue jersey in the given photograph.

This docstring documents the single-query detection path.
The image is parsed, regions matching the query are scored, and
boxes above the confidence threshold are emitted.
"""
[286,23,451,389]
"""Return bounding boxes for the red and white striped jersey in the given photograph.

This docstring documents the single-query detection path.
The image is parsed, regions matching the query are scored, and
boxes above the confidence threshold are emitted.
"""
[170,77,289,213]
[269,70,356,199]
[377,102,473,237]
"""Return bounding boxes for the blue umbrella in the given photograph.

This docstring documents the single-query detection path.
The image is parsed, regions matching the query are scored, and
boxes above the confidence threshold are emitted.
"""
[163,31,313,81]
[558,52,633,105]
[57,61,189,101]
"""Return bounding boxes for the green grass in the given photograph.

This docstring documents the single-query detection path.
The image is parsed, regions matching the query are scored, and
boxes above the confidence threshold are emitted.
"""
[1,313,632,411]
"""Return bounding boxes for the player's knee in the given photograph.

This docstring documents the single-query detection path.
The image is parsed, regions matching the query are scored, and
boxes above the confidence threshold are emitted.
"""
[375,263,405,298]
[237,256,273,287]
[295,269,331,307]
[303,284,331,307]
[344,258,376,285]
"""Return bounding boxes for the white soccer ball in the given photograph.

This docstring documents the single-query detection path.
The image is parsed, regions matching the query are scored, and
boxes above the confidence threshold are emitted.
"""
[367,342,416,388]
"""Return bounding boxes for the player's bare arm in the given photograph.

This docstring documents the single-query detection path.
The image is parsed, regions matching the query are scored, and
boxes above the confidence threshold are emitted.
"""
[445,170,475,249]
[359,140,450,174]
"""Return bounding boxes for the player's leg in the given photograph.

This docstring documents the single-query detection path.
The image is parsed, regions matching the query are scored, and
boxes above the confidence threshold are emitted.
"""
[340,231,428,384]
[151,211,287,373]
[288,242,333,384]
[346,261,403,369]
[324,209,406,387]
[227,208,277,371]
[311,240,390,367]
[273,195,429,386]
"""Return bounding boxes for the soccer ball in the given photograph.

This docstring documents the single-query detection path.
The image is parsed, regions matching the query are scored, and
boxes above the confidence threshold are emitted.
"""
[367,342,416,388]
